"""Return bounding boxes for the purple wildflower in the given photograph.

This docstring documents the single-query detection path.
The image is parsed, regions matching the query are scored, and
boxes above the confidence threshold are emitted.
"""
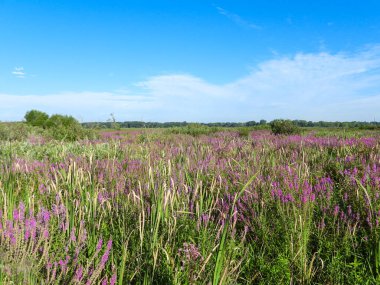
[110,273,117,285]
[96,238,103,251]
[74,266,84,282]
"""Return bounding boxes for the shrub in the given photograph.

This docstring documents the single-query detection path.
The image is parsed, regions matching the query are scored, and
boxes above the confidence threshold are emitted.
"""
[0,123,30,141]
[23,111,98,141]
[237,127,251,138]
[45,114,79,129]
[270,119,300,135]
[24,110,49,127]
[166,124,221,137]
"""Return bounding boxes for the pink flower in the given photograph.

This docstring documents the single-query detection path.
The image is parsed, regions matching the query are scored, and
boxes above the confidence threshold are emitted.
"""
[74,266,84,282]
[110,273,117,285]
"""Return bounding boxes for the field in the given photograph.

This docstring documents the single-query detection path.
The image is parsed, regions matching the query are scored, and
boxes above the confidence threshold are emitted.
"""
[0,128,380,284]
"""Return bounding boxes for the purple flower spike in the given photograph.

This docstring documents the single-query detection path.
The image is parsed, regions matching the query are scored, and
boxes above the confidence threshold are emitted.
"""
[74,266,84,282]
[110,273,117,285]
[96,238,103,251]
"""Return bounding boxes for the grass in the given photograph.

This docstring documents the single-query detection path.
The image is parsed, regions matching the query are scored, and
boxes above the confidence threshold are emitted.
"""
[0,127,379,284]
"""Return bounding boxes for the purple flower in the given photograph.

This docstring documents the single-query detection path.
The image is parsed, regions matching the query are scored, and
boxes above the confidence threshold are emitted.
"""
[110,273,117,285]
[96,239,103,251]
[43,228,49,239]
[74,266,84,282]
[70,228,77,242]
[42,209,50,223]
[106,239,112,250]
[333,205,340,217]
[100,240,112,267]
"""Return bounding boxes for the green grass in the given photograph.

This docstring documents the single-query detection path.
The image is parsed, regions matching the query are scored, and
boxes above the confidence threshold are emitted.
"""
[0,128,379,284]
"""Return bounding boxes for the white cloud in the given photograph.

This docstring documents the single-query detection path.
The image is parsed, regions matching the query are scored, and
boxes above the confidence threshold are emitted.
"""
[12,67,26,78]
[131,46,380,122]
[2,46,380,122]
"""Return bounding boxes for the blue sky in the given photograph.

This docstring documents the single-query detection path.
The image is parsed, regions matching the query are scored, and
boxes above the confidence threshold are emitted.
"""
[1,0,380,122]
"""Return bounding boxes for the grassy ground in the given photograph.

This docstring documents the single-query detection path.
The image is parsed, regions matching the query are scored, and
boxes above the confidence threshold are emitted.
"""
[0,128,379,284]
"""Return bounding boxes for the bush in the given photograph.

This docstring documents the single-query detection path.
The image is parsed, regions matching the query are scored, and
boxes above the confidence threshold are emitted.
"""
[24,110,49,127]
[45,114,79,129]
[23,110,98,141]
[270,119,300,135]
[0,123,30,141]
[166,124,221,137]
[237,127,251,138]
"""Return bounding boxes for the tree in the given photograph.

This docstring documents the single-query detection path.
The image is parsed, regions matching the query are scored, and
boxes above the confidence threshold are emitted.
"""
[259,119,267,125]
[270,119,300,135]
[45,114,80,129]
[24,110,49,127]
[246,121,257,126]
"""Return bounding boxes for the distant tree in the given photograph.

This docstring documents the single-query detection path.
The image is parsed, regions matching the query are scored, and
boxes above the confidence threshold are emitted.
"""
[270,119,300,135]
[259,119,267,125]
[45,114,80,129]
[46,114,94,141]
[246,121,257,126]
[24,110,49,127]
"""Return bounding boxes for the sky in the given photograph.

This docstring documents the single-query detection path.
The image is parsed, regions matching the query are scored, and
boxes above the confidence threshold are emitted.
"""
[1,0,380,122]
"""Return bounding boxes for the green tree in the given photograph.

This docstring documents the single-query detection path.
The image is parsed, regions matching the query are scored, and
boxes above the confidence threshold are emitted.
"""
[270,119,300,135]
[45,114,80,129]
[259,119,267,125]
[24,110,49,127]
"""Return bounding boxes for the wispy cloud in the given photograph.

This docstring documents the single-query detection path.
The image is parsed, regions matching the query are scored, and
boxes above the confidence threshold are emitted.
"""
[0,91,155,122]
[131,46,380,121]
[2,46,380,122]
[216,6,261,30]
[12,67,26,78]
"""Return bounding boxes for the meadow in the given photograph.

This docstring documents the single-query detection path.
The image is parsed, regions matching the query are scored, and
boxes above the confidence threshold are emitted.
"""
[0,127,379,284]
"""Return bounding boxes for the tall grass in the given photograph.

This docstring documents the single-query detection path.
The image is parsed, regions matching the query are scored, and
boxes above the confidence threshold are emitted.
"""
[0,129,379,284]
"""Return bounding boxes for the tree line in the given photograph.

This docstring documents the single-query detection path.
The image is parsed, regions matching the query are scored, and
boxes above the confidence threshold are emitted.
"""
[83,119,380,129]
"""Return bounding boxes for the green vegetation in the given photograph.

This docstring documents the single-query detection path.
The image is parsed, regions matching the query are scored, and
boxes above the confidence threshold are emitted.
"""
[1,110,98,142]
[24,110,49,127]
[0,111,380,284]
[0,113,380,284]
[83,119,380,130]
[270,119,301,135]
[0,122,31,141]
[165,123,222,136]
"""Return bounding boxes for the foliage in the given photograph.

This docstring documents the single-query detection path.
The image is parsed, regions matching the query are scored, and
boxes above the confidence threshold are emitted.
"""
[83,119,380,129]
[23,110,98,141]
[0,123,30,141]
[45,114,79,129]
[165,123,222,136]
[270,119,301,135]
[44,114,93,141]
[24,110,49,127]
[0,129,380,284]
[237,127,252,137]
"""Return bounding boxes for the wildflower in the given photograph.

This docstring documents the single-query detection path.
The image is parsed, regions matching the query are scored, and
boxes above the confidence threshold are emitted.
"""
[333,205,340,217]
[70,228,77,242]
[13,202,26,222]
[178,242,203,263]
[100,240,112,266]
[96,239,103,252]
[110,273,117,285]
[74,266,84,282]
[43,228,49,239]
